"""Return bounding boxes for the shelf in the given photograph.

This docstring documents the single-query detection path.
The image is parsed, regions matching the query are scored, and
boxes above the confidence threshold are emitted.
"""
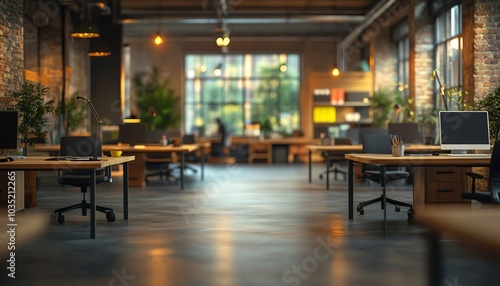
[314,120,373,125]
[313,101,370,107]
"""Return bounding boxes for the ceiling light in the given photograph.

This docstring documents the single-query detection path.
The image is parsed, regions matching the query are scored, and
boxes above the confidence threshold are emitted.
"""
[214,64,222,77]
[88,39,111,57]
[331,67,340,77]
[72,18,100,38]
[154,32,164,45]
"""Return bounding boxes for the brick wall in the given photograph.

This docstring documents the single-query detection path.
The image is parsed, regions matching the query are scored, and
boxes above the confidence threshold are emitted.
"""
[373,31,397,90]
[474,0,500,98]
[411,0,434,113]
[0,0,24,101]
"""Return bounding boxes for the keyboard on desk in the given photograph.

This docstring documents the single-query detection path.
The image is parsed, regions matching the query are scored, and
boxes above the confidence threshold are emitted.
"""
[445,153,490,157]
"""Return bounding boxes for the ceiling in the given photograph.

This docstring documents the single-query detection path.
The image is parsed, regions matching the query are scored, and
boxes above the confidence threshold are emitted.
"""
[87,0,385,38]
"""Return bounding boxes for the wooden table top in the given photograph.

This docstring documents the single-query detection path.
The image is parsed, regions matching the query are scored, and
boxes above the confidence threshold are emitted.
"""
[416,205,500,258]
[35,144,199,153]
[307,144,442,152]
[0,156,135,170]
[345,153,491,166]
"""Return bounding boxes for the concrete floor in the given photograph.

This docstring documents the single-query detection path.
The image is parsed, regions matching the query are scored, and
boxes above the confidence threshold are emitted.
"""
[1,163,499,286]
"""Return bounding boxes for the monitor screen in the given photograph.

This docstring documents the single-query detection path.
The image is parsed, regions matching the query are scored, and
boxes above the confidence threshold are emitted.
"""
[439,111,490,152]
[118,123,148,146]
[388,123,421,144]
[0,111,18,150]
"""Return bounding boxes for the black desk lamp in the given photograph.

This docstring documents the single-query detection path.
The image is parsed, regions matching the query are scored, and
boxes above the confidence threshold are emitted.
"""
[77,96,102,161]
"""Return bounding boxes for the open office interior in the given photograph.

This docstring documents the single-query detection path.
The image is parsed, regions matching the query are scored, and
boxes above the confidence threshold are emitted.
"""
[1,0,500,285]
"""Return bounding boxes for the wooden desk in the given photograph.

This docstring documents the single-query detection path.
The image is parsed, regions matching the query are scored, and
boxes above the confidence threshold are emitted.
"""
[344,154,491,221]
[35,144,202,189]
[0,156,134,238]
[307,144,442,190]
[416,206,500,286]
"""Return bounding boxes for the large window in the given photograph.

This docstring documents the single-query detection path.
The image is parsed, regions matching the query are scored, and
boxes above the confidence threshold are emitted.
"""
[393,19,409,99]
[184,54,301,137]
[434,4,462,110]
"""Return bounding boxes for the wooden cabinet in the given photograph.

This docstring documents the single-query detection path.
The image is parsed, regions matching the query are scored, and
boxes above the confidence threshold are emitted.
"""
[425,167,470,203]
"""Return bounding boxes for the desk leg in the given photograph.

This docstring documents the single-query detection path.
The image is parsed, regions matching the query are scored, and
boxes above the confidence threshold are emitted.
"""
[308,149,312,183]
[201,147,205,181]
[348,160,354,219]
[427,230,441,286]
[326,154,330,190]
[123,162,129,220]
[180,152,185,190]
[90,170,96,239]
[381,165,387,237]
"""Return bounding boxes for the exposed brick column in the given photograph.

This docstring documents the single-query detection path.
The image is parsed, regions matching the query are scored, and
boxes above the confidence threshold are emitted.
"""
[409,0,434,114]
[0,0,24,101]
[474,0,500,98]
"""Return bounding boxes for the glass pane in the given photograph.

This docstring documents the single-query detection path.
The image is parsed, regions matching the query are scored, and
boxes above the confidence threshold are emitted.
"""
[450,5,461,38]
[447,37,462,87]
[201,79,224,103]
[223,80,243,103]
[435,14,445,43]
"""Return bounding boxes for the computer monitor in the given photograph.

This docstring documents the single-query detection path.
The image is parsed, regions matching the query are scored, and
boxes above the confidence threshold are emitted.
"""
[118,123,148,146]
[388,123,421,144]
[0,111,18,150]
[439,111,490,154]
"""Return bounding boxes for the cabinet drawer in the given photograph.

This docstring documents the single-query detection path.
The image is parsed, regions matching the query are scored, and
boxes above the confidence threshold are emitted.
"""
[426,182,466,203]
[427,167,466,182]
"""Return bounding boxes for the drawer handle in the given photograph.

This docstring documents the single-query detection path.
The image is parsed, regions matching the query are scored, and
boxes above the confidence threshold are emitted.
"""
[436,189,454,193]
[436,171,454,175]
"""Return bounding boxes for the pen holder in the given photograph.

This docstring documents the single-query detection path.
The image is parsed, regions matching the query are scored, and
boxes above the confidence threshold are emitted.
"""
[391,145,405,157]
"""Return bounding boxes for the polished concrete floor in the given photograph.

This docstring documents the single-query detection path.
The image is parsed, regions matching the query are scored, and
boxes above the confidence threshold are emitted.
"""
[1,163,500,286]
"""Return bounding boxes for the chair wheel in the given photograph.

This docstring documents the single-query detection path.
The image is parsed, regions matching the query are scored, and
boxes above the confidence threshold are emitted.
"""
[395,205,401,212]
[106,212,116,222]
[57,213,65,224]
[319,174,323,179]
[407,208,414,218]
[356,206,364,215]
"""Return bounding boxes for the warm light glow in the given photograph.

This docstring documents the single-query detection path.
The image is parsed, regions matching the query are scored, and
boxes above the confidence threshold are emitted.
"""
[331,67,340,77]
[88,51,111,57]
[450,37,462,50]
[214,67,222,77]
[280,64,287,72]
[154,34,163,45]
[216,36,230,47]
[200,65,207,73]
[123,118,141,124]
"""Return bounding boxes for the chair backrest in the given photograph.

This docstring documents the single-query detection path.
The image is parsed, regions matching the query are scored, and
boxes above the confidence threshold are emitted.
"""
[334,137,352,146]
[489,140,500,202]
[59,136,107,178]
[182,134,196,144]
[61,136,102,157]
[362,134,396,172]
[388,123,421,144]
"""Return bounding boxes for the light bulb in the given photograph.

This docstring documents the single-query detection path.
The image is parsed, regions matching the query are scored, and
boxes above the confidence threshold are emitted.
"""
[154,34,163,45]
[331,67,340,77]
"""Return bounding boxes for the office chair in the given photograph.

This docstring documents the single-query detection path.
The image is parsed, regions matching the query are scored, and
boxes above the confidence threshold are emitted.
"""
[356,134,413,217]
[54,136,115,224]
[319,138,352,180]
[463,140,500,203]
[144,152,179,184]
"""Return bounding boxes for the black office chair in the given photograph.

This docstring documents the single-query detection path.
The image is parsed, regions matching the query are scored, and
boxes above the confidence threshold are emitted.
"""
[463,140,500,203]
[356,134,413,217]
[54,136,115,224]
[319,138,352,181]
[144,152,179,184]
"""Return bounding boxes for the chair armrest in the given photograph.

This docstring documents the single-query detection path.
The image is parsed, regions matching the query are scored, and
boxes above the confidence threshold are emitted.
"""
[466,172,484,180]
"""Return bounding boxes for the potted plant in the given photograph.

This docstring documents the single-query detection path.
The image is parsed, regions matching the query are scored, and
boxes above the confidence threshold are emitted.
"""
[133,66,181,132]
[10,83,58,155]
[370,86,396,128]
[472,81,500,142]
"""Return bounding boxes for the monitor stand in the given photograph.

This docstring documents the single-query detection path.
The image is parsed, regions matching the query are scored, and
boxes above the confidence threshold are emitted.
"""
[450,150,467,155]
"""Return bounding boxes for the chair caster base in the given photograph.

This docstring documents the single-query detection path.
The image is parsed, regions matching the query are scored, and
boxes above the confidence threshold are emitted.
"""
[106,211,116,222]
[56,213,65,224]
[407,208,414,218]
[395,205,401,212]
[356,205,364,215]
